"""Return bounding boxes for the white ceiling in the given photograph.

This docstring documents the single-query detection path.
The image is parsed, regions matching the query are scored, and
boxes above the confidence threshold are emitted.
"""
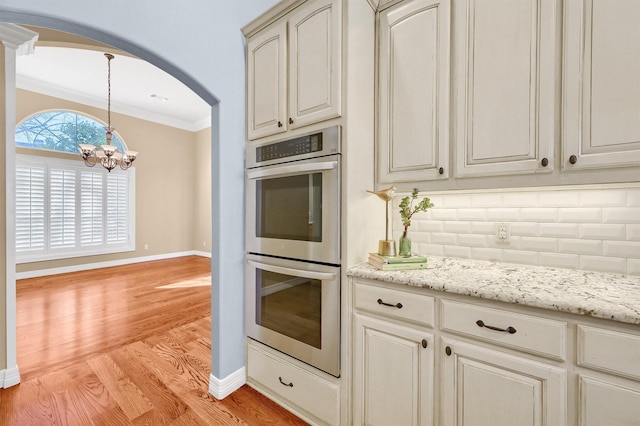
[16,46,212,132]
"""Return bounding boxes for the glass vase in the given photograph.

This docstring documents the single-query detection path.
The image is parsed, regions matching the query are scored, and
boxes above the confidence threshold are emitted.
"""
[398,231,412,257]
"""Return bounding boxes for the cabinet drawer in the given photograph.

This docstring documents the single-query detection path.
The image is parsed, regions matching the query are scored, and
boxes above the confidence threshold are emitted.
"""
[440,300,566,360]
[354,281,435,327]
[578,325,640,381]
[247,342,339,425]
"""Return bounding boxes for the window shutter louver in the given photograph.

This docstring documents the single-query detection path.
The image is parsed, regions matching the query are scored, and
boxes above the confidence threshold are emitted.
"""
[15,164,45,252]
[80,171,103,246]
[107,174,128,244]
[49,168,76,248]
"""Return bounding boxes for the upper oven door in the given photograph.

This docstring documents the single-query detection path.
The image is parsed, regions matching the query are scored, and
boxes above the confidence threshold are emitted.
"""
[246,154,341,265]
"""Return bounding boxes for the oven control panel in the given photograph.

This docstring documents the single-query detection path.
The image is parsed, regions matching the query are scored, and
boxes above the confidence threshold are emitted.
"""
[256,133,323,162]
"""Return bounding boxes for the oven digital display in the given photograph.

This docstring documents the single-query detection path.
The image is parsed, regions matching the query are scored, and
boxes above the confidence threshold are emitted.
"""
[256,133,323,162]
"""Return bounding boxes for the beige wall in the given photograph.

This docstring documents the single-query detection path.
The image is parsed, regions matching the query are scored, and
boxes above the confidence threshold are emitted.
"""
[15,89,211,273]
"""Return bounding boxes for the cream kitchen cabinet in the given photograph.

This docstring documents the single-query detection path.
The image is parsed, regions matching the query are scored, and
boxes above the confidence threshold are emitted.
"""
[245,0,341,140]
[376,0,450,184]
[352,281,435,426]
[452,0,557,177]
[562,0,640,171]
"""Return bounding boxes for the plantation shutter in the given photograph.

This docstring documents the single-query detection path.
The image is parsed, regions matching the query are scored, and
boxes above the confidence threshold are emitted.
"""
[15,164,46,252]
[49,168,76,248]
[80,171,103,246]
[107,173,128,244]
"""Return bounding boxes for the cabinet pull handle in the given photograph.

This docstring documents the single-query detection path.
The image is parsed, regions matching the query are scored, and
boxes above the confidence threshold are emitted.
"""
[277,121,283,128]
[541,157,548,167]
[289,117,294,125]
[421,339,428,349]
[569,155,578,165]
[377,298,403,309]
[476,320,517,334]
[278,377,293,387]
[438,167,444,175]
[445,346,452,356]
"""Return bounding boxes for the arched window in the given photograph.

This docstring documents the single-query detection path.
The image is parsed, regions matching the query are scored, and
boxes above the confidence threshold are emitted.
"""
[16,110,127,153]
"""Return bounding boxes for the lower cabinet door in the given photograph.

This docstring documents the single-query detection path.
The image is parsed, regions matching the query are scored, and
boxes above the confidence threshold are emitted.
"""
[579,375,640,426]
[441,338,566,426]
[353,314,434,426]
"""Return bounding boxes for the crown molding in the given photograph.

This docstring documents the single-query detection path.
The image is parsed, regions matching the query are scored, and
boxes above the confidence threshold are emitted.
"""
[0,23,38,55]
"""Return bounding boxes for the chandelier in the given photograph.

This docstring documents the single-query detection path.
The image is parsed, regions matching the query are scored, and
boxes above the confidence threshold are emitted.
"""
[78,53,138,172]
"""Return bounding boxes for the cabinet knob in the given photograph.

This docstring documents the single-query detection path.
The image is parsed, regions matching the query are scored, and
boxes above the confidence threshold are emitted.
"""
[289,117,294,125]
[421,339,428,349]
[541,157,548,167]
[445,346,452,356]
[277,121,283,128]
[438,167,444,175]
[569,155,578,165]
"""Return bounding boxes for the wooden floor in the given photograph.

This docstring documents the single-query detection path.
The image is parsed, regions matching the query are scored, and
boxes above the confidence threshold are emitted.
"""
[0,256,307,425]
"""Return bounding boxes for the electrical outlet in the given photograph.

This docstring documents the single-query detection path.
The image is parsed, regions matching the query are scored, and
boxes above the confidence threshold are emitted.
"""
[144,243,149,250]
[495,222,510,242]
[203,240,206,247]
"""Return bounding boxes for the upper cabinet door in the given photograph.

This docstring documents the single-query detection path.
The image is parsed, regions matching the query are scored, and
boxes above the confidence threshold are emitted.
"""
[377,0,450,185]
[563,0,640,170]
[453,0,556,177]
[247,22,287,140]
[288,0,342,130]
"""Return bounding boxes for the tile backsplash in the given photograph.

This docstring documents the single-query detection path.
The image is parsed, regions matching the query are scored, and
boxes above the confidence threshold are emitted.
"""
[391,184,640,275]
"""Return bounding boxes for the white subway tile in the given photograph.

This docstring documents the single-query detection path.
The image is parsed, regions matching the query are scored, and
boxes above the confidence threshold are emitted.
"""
[558,208,602,223]
[510,222,539,237]
[603,207,640,224]
[503,250,539,266]
[444,221,472,234]
[421,244,444,256]
[426,195,445,208]
[516,236,558,252]
[442,194,472,208]
[520,208,559,222]
[628,189,640,207]
[579,224,626,240]
[539,223,579,239]
[408,231,430,244]
[603,241,640,259]
[470,247,503,262]
[559,239,603,255]
[627,259,640,275]
[486,208,520,221]
[443,245,471,258]
[457,208,487,221]
[580,255,627,274]
[539,252,580,270]
[629,225,640,241]
[580,189,627,207]
[458,234,489,247]
[417,220,444,233]
[430,209,457,221]
[471,221,497,235]
[503,192,539,207]
[487,237,515,249]
[471,193,502,207]
[539,191,580,207]
[431,232,458,245]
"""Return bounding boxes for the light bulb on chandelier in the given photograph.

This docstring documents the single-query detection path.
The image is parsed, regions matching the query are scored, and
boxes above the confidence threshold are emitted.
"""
[78,53,138,172]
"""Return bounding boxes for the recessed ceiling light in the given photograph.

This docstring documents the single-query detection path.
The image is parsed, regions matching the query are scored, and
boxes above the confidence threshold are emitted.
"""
[150,94,169,102]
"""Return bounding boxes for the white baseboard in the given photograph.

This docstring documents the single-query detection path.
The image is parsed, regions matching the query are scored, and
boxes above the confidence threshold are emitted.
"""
[16,250,212,279]
[208,367,246,400]
[1,365,21,388]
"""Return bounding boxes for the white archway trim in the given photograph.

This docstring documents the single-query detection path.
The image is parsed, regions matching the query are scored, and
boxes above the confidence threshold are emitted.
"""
[1,23,38,388]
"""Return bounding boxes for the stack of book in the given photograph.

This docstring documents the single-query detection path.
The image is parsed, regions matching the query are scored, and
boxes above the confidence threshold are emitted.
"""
[368,252,428,271]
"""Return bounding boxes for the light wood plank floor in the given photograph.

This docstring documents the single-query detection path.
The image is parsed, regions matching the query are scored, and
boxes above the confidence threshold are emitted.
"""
[0,256,307,425]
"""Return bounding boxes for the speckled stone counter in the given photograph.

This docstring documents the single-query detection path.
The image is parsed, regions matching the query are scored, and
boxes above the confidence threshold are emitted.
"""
[347,256,640,325]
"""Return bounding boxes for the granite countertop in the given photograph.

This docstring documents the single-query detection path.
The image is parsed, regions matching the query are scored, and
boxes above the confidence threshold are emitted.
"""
[347,256,640,325]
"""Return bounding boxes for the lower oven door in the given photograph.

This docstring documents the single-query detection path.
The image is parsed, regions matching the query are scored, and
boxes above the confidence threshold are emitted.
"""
[245,253,340,377]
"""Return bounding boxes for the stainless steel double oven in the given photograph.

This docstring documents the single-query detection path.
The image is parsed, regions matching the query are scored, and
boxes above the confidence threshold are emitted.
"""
[245,126,341,377]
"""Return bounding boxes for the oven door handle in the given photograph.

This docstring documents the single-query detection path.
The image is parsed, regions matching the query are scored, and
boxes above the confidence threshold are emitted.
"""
[246,161,337,180]
[248,260,337,281]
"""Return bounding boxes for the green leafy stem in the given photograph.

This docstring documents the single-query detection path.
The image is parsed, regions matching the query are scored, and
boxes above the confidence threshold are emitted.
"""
[399,188,434,233]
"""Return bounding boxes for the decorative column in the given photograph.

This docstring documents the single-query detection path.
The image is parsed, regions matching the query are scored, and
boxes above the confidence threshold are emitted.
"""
[0,23,38,388]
